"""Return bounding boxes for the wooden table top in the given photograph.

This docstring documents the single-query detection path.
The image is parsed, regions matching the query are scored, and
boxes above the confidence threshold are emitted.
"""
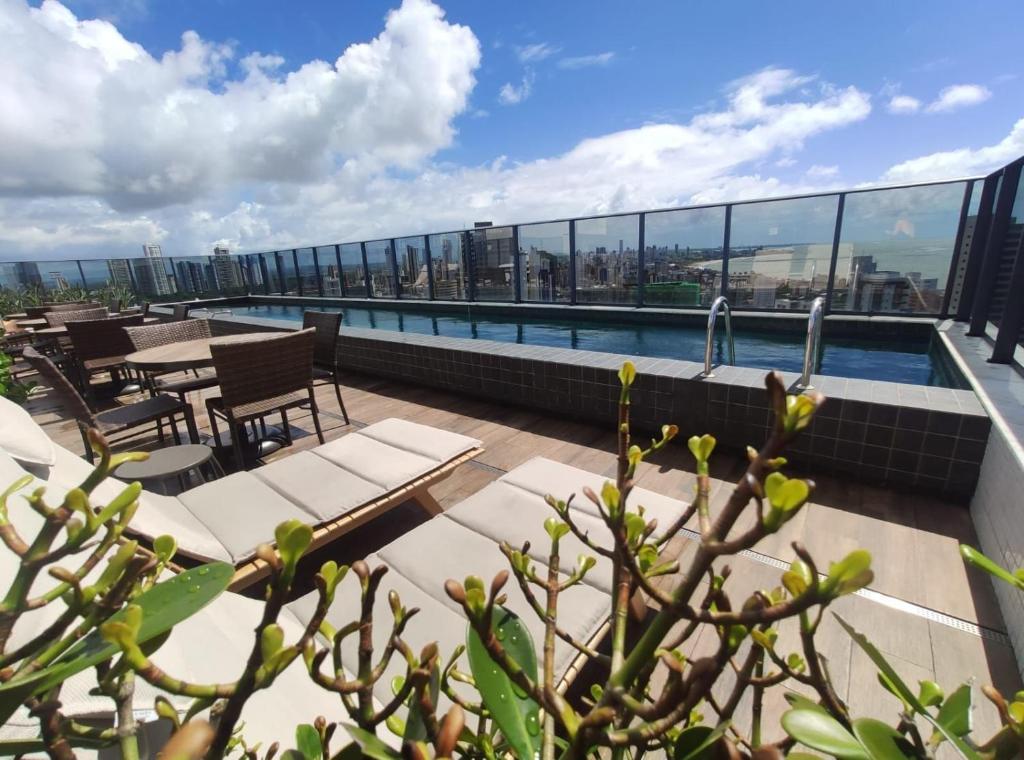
[14,318,48,328]
[34,316,160,336]
[125,332,278,372]
[4,313,28,320]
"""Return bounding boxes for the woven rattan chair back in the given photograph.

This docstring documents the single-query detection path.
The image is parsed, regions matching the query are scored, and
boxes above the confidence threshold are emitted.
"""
[65,314,144,362]
[48,302,100,312]
[44,307,108,327]
[22,347,99,424]
[125,319,211,351]
[172,304,190,321]
[301,310,342,368]
[210,329,315,412]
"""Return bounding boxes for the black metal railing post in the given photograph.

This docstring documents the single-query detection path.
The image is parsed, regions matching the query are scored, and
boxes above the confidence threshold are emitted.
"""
[990,230,1024,363]
[824,193,846,315]
[637,212,646,307]
[311,248,325,297]
[968,160,1022,336]
[720,205,732,298]
[568,220,577,305]
[512,226,522,303]
[424,235,435,300]
[360,242,372,298]
[956,174,998,321]
[291,249,302,296]
[389,239,400,298]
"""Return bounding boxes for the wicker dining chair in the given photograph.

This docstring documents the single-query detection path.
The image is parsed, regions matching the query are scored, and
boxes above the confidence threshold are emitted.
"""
[206,329,324,471]
[65,313,144,393]
[43,307,109,327]
[125,319,219,403]
[48,302,100,312]
[301,310,349,424]
[22,347,198,463]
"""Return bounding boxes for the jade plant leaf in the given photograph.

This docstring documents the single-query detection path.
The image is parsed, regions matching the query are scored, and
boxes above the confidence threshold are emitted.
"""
[960,545,1024,590]
[851,718,909,760]
[295,724,322,760]
[0,562,233,725]
[466,606,540,760]
[934,684,972,738]
[781,709,866,759]
[835,615,979,760]
[673,722,729,760]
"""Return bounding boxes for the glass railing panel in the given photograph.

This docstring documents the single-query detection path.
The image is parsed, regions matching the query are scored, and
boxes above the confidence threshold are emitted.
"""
[0,261,43,291]
[79,259,134,299]
[469,226,515,301]
[365,240,396,297]
[643,207,726,308]
[315,246,342,296]
[241,254,266,293]
[1011,166,1024,225]
[31,260,86,297]
[295,247,319,295]
[275,251,300,295]
[395,236,429,298]
[518,222,570,303]
[170,257,219,298]
[262,253,282,294]
[575,215,640,304]
[130,257,175,301]
[428,232,467,300]
[210,253,246,296]
[836,182,967,314]
[727,195,839,310]
[339,243,367,295]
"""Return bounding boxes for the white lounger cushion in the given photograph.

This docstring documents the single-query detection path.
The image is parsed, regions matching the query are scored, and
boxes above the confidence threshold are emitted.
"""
[252,450,383,522]
[446,457,691,595]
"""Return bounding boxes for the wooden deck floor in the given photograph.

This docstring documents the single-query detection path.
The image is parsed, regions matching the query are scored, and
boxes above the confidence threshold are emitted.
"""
[23,364,1021,739]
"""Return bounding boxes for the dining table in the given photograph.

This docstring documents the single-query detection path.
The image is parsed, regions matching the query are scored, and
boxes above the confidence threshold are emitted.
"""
[14,318,48,329]
[124,332,277,373]
[34,316,161,337]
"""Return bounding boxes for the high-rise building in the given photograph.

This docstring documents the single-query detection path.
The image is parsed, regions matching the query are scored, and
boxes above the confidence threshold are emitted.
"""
[134,243,172,296]
[212,244,242,290]
[107,259,133,289]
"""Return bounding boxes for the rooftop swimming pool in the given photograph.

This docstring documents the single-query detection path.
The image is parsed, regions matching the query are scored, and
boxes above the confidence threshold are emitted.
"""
[223,303,965,388]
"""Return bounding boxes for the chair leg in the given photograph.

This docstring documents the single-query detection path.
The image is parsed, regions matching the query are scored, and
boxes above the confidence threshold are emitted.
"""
[280,409,292,444]
[309,391,325,444]
[170,415,182,446]
[184,406,199,444]
[333,370,349,424]
[228,412,248,472]
[206,403,224,457]
[80,426,95,464]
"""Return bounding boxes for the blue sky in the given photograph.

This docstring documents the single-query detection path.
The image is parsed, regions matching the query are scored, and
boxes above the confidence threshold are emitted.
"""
[2,0,1023,258]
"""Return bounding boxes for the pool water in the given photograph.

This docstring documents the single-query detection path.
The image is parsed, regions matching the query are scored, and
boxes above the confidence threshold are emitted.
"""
[229,304,964,388]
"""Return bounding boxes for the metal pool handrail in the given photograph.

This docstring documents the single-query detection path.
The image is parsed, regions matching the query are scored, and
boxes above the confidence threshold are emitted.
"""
[702,296,735,377]
[799,296,826,388]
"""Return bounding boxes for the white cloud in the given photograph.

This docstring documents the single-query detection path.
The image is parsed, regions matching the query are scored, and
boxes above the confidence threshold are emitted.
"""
[925,83,992,113]
[558,52,614,70]
[882,117,1024,182]
[0,22,878,259]
[515,42,558,63]
[775,156,797,168]
[498,72,533,105]
[805,164,838,178]
[0,0,481,212]
[887,94,921,114]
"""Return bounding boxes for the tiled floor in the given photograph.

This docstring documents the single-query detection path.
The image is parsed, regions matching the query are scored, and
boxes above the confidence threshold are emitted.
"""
[22,363,1022,742]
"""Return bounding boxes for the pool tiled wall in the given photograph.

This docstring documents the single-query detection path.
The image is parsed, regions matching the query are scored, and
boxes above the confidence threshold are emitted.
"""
[206,314,990,502]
